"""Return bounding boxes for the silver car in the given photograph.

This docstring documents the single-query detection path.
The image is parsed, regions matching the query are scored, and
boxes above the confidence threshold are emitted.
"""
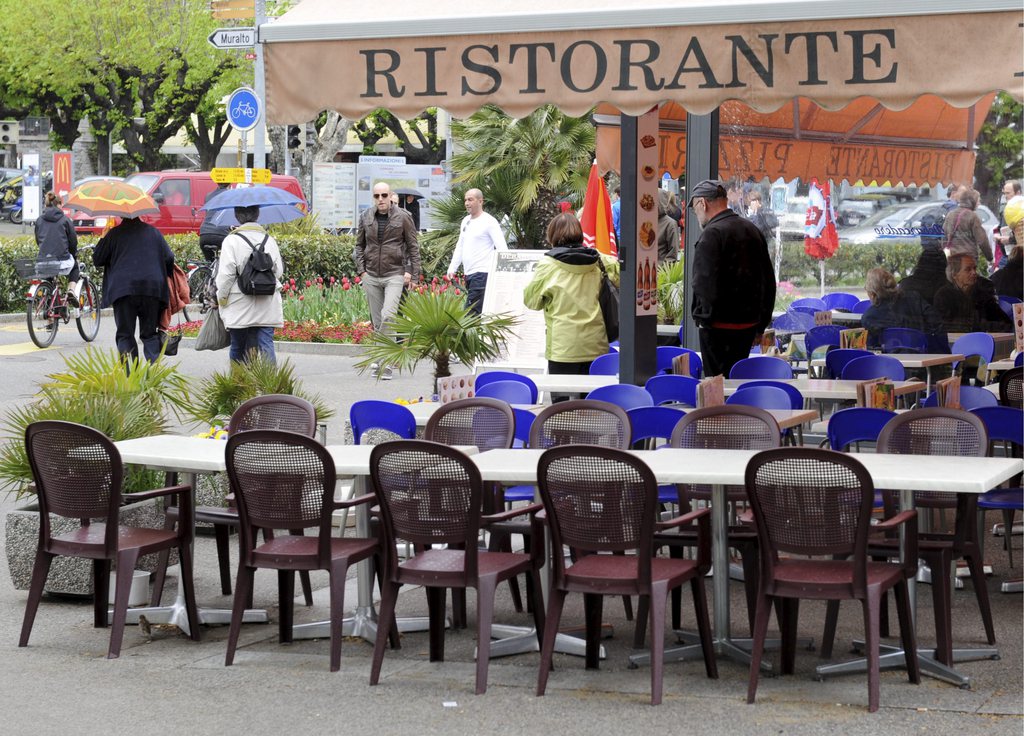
[839,200,997,251]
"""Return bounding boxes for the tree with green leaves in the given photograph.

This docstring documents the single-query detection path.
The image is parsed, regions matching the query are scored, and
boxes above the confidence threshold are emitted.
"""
[975,92,1024,210]
[354,110,446,165]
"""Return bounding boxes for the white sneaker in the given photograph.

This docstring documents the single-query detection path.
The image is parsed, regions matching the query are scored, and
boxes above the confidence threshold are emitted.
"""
[380,366,394,381]
[369,362,380,378]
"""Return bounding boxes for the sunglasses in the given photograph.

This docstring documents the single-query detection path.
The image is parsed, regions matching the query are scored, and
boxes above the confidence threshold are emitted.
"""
[373,193,390,199]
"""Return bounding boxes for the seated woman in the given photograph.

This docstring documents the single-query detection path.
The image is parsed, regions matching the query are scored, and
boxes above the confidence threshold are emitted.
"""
[991,245,1023,301]
[862,267,946,351]
[899,245,949,305]
[933,254,1013,333]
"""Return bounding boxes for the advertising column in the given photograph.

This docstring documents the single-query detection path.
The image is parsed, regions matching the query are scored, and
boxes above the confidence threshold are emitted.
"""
[21,152,41,223]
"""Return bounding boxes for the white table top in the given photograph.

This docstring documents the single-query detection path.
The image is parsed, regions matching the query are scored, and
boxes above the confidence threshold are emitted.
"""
[471,448,1022,494]
[809,353,964,370]
[987,359,1017,373]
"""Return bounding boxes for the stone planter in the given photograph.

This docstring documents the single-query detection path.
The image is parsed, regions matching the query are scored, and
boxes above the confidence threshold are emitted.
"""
[5,496,177,595]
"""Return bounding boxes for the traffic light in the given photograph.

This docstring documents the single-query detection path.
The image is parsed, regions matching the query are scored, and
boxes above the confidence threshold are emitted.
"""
[0,121,18,145]
[287,125,303,150]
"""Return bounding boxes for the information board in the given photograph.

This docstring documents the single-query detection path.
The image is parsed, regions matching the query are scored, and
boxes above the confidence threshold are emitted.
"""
[480,249,547,370]
[355,162,448,230]
[311,162,358,229]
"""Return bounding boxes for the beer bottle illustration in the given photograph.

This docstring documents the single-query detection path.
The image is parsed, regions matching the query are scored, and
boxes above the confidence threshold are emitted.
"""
[642,261,652,310]
[636,265,644,307]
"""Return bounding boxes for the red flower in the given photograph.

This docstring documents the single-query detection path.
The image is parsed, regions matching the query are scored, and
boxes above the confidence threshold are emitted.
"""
[342,282,350,290]
[305,280,311,287]
[298,295,304,301]
[330,276,336,284]
[354,276,361,284]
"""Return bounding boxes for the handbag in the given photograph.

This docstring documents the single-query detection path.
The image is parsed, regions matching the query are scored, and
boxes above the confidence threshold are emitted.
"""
[194,308,230,351]
[596,258,619,342]
[160,330,183,357]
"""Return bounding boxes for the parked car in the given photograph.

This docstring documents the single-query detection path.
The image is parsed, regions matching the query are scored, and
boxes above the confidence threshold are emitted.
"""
[839,200,998,250]
[69,170,306,235]
[777,197,809,240]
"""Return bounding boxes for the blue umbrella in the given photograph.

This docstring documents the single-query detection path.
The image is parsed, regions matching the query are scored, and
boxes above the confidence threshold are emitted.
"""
[205,203,305,227]
[200,185,303,211]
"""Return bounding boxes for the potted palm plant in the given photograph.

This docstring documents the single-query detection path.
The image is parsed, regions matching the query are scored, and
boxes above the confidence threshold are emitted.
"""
[354,288,518,389]
[2,348,191,593]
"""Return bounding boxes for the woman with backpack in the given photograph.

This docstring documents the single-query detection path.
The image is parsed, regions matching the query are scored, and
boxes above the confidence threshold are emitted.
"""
[215,205,284,364]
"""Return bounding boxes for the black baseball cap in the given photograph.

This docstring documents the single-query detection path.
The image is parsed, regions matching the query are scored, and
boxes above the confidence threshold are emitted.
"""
[687,179,727,206]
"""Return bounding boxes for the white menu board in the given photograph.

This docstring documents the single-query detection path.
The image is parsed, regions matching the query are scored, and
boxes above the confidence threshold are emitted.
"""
[481,249,547,369]
[311,162,358,229]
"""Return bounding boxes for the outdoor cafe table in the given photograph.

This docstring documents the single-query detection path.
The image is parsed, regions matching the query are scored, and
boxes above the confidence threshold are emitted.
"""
[949,332,1015,361]
[469,447,1022,687]
[985,358,1016,375]
[808,353,964,393]
[113,435,475,644]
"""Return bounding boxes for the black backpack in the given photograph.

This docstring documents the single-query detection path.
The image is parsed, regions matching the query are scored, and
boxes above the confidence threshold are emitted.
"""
[236,232,277,296]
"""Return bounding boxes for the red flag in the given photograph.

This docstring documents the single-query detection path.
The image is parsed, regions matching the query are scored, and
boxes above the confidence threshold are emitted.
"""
[580,163,618,256]
[803,179,839,260]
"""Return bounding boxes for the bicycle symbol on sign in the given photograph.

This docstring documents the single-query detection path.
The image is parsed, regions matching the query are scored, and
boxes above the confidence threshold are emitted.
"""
[232,101,256,120]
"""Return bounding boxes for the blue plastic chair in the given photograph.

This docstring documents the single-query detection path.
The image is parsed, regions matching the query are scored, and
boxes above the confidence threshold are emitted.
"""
[840,354,906,381]
[586,383,654,411]
[951,332,995,369]
[475,371,539,404]
[736,380,803,410]
[729,356,794,379]
[771,310,815,334]
[824,348,872,379]
[655,346,694,376]
[644,374,699,407]
[791,297,828,312]
[511,407,535,448]
[921,385,999,410]
[665,342,703,378]
[350,400,416,444]
[627,406,686,503]
[971,406,1024,567]
[881,327,928,354]
[822,292,860,312]
[608,340,620,351]
[726,385,792,410]
[998,295,1022,319]
[827,407,898,451]
[789,305,821,317]
[852,299,871,314]
[1016,353,1023,368]
[476,380,535,405]
[589,352,619,375]
[805,325,842,359]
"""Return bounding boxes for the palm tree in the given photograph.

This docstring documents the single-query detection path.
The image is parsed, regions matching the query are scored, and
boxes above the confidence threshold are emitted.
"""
[450,105,596,249]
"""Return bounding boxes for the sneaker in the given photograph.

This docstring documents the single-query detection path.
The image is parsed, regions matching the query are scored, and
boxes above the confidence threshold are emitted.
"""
[380,366,394,381]
[369,362,380,378]
[66,290,79,309]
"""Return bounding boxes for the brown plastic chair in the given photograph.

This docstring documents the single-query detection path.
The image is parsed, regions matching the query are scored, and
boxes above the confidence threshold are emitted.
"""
[152,394,318,607]
[423,397,517,625]
[862,408,993,666]
[635,405,780,643]
[368,440,545,695]
[745,447,920,713]
[536,445,717,705]
[999,366,1022,408]
[19,421,199,659]
[223,430,379,671]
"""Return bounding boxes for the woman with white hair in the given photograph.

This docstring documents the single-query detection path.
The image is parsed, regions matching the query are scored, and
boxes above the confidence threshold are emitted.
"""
[932,253,1011,333]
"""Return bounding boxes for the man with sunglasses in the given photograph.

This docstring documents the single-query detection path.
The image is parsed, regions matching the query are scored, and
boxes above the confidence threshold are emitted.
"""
[689,179,776,378]
[355,181,420,379]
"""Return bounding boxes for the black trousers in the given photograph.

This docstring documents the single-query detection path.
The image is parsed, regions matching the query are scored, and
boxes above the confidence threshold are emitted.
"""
[548,359,594,402]
[698,326,757,378]
[112,295,163,363]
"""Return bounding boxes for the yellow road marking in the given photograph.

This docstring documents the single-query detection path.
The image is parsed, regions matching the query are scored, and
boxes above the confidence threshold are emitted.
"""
[0,324,27,332]
[0,342,52,355]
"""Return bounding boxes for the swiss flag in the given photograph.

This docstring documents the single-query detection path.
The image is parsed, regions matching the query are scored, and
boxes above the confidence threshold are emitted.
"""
[804,179,839,260]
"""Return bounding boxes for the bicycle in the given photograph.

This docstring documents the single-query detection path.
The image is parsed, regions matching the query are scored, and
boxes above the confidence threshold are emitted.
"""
[183,254,218,316]
[18,245,102,348]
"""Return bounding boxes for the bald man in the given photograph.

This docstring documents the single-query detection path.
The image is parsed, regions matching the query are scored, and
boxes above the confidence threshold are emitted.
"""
[446,188,508,314]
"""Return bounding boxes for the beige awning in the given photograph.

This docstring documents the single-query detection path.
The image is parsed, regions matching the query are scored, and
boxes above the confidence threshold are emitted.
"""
[262,0,1023,124]
[595,94,995,186]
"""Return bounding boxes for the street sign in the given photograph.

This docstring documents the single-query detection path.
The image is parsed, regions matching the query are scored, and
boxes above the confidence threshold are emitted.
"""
[210,167,272,185]
[226,87,261,133]
[211,0,254,20]
[208,27,256,50]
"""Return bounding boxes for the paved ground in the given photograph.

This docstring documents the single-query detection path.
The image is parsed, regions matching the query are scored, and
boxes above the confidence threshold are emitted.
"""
[0,314,1021,734]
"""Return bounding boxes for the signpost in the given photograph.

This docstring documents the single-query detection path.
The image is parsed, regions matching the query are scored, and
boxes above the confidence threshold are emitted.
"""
[208,27,256,49]
[226,87,262,133]
[211,167,271,185]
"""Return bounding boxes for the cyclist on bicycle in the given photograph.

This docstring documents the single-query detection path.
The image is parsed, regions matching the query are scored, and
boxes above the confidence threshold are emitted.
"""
[35,191,81,305]
[199,183,231,261]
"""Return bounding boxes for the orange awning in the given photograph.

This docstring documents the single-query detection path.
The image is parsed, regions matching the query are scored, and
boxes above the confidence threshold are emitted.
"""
[595,94,993,186]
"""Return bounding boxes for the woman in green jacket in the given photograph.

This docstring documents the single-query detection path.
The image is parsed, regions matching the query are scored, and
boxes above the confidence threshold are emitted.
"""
[524,213,620,375]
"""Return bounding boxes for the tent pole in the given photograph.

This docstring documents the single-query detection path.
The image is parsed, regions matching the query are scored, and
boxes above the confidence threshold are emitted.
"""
[681,111,720,353]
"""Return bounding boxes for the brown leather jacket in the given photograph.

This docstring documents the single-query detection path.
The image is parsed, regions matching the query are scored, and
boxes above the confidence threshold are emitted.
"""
[354,205,420,278]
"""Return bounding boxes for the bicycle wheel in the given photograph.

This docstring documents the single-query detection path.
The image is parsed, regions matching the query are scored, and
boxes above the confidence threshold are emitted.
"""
[187,265,212,313]
[76,280,101,342]
[26,282,58,348]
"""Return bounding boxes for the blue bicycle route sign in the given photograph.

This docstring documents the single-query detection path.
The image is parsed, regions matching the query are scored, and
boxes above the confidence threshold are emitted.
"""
[226,87,262,132]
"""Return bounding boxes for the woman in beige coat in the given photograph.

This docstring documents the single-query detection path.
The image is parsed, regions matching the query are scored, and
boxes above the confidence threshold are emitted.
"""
[943,187,994,265]
[215,206,284,363]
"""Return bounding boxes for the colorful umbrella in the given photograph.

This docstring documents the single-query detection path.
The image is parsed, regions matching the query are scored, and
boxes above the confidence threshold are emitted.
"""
[580,163,617,256]
[64,180,158,218]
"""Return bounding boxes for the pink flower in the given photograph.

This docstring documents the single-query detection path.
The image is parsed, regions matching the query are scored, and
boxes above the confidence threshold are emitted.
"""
[298,295,304,301]
[342,282,350,291]
[330,276,336,284]
[354,276,362,284]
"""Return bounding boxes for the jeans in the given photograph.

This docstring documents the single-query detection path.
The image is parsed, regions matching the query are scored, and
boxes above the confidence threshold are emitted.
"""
[229,326,276,364]
[464,272,488,315]
[112,295,163,363]
[362,273,406,332]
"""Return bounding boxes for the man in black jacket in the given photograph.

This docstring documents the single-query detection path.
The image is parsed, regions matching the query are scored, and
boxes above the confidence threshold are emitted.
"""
[689,179,777,377]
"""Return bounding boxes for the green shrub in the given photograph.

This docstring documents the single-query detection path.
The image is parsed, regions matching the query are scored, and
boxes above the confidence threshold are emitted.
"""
[777,240,923,288]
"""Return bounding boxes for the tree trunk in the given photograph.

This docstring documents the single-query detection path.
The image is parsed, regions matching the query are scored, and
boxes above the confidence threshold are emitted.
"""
[292,112,352,203]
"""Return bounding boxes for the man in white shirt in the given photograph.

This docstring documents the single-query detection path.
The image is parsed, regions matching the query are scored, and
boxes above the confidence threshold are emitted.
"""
[446,188,508,313]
